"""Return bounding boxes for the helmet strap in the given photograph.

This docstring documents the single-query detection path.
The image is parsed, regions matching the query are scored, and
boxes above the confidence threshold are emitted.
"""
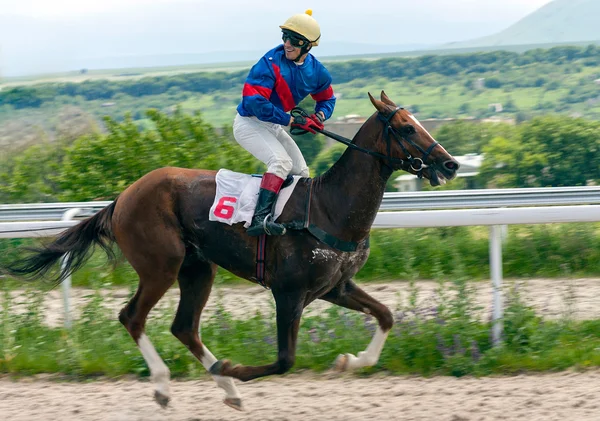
[294,44,312,63]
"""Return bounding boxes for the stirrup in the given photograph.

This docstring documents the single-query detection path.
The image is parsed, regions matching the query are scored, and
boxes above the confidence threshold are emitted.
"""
[263,214,286,236]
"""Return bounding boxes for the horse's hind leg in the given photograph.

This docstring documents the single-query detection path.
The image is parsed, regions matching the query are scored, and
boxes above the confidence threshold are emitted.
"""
[119,276,179,407]
[320,280,394,371]
[171,260,243,411]
[117,239,184,407]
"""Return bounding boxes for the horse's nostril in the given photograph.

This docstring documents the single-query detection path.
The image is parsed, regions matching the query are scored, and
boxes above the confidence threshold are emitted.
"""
[444,160,460,172]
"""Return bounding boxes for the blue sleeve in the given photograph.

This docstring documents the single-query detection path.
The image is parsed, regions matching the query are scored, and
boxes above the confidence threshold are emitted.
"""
[240,57,291,126]
[310,65,336,120]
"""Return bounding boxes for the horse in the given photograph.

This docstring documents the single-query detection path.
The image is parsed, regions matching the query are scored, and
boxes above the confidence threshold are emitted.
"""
[3,91,459,411]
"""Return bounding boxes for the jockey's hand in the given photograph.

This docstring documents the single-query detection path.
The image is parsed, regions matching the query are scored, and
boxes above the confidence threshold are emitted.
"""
[308,114,325,131]
[291,116,323,134]
[310,112,325,124]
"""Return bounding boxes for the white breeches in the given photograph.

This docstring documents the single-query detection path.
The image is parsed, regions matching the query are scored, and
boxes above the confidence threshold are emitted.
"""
[233,113,309,179]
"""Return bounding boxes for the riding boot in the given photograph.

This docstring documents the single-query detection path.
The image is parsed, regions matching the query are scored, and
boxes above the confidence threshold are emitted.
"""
[247,173,286,237]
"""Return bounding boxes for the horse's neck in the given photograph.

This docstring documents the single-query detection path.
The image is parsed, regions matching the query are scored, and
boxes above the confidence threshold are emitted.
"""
[312,125,392,240]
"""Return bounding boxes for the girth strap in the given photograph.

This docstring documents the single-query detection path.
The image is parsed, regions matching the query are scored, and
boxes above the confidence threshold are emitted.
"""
[296,179,369,252]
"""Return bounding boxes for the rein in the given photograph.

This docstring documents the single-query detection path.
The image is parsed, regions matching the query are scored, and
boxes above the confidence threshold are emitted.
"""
[291,107,439,177]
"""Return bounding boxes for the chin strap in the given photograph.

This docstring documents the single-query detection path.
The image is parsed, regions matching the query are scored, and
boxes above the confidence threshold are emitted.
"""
[294,45,311,62]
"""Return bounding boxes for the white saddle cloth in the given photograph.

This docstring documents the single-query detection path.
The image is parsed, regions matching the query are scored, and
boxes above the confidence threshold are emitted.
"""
[209,169,301,228]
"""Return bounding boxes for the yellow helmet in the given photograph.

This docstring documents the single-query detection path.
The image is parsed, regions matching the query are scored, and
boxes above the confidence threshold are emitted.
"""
[279,9,321,46]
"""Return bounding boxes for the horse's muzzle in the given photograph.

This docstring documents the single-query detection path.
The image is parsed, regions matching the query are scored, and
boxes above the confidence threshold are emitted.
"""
[429,159,460,186]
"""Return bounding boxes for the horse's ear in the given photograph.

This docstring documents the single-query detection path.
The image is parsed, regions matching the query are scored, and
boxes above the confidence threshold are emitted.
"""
[380,91,396,107]
[368,92,386,113]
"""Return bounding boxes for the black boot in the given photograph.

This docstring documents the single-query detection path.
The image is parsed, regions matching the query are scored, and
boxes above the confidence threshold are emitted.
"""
[247,188,286,236]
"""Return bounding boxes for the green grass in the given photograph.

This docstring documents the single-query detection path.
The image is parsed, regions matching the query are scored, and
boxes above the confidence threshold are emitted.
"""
[3,224,600,379]
[2,276,600,379]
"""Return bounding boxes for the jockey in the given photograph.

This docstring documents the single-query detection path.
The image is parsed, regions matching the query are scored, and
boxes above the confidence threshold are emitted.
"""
[233,9,336,236]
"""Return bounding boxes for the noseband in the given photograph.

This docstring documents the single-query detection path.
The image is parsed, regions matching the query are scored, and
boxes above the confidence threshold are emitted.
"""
[377,107,439,177]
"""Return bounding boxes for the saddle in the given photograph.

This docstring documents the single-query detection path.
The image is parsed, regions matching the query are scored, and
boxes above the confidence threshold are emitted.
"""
[209,169,300,228]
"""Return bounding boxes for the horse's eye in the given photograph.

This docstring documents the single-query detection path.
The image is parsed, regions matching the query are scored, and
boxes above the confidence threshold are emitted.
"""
[402,125,416,136]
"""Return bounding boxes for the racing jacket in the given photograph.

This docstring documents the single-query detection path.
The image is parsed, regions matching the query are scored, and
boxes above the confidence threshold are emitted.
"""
[237,45,336,126]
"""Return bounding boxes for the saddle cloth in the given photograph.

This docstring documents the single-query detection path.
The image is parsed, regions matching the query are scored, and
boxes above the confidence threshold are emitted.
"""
[209,169,301,228]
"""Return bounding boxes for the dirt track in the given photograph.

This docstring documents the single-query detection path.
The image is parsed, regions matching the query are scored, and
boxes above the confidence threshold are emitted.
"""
[2,371,600,421]
[3,278,600,420]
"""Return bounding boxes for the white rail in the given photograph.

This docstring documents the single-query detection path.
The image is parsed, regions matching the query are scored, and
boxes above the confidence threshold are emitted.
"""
[3,186,600,221]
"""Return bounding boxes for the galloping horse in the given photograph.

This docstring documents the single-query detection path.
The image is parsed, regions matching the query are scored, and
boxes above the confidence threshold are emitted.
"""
[4,92,459,411]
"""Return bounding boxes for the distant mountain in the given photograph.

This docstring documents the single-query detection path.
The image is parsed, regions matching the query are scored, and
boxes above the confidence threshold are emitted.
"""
[445,0,600,49]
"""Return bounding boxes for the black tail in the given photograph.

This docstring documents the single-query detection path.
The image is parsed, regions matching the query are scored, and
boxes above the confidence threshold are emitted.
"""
[3,199,119,285]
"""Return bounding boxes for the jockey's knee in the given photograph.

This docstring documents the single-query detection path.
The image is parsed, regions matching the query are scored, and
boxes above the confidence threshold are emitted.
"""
[268,158,293,179]
[299,167,310,178]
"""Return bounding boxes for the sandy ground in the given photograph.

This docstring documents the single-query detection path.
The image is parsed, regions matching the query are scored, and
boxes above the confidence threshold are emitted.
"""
[6,277,600,327]
[3,278,600,421]
[1,371,600,421]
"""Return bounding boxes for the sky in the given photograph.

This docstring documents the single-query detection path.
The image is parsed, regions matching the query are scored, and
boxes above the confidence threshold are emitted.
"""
[0,0,555,77]
[2,0,553,21]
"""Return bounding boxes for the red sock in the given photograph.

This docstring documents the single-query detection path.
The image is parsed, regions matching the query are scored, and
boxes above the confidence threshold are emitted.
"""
[260,173,285,193]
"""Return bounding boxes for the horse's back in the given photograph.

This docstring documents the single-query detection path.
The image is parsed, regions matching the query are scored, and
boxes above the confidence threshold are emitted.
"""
[114,167,217,233]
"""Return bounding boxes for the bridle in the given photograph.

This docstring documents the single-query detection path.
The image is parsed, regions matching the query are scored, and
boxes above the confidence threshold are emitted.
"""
[291,107,440,177]
[377,107,440,176]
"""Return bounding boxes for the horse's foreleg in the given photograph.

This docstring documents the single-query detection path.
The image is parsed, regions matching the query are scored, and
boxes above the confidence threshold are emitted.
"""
[320,280,394,371]
[210,288,304,382]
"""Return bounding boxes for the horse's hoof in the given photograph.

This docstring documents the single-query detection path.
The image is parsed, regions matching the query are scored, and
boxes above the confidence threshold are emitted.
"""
[210,359,228,376]
[334,354,349,372]
[154,390,170,408]
[224,397,244,411]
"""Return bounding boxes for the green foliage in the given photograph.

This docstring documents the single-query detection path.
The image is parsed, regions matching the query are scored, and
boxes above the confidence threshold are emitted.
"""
[0,108,262,202]
[0,143,65,202]
[3,275,600,379]
[479,116,600,188]
[3,44,600,123]
[3,223,600,289]
[431,120,516,155]
[311,144,347,176]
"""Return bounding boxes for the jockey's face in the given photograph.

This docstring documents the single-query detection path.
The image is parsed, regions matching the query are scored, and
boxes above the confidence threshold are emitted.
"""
[283,39,303,61]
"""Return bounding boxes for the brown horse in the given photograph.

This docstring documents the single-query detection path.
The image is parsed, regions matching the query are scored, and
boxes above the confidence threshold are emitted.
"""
[4,92,459,411]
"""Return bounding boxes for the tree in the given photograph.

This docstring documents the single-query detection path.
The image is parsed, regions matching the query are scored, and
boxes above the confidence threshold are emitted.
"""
[0,108,263,203]
[478,116,600,188]
[432,121,516,155]
[458,103,471,115]
[518,117,600,186]
[0,142,65,202]
[477,136,534,188]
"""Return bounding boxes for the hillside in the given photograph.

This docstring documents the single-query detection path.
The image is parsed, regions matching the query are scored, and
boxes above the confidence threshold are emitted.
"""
[446,0,600,49]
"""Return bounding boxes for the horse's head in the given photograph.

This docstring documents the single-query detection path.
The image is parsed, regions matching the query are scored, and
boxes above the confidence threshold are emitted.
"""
[367,91,459,186]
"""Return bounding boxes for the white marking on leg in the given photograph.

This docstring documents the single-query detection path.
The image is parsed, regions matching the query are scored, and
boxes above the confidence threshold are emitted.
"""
[339,327,389,370]
[200,345,241,400]
[138,333,170,399]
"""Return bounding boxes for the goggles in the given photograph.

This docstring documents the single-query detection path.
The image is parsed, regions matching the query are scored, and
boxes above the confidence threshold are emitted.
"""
[282,30,309,48]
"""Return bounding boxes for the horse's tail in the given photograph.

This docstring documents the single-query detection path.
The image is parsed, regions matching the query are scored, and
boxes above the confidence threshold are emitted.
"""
[4,198,119,285]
